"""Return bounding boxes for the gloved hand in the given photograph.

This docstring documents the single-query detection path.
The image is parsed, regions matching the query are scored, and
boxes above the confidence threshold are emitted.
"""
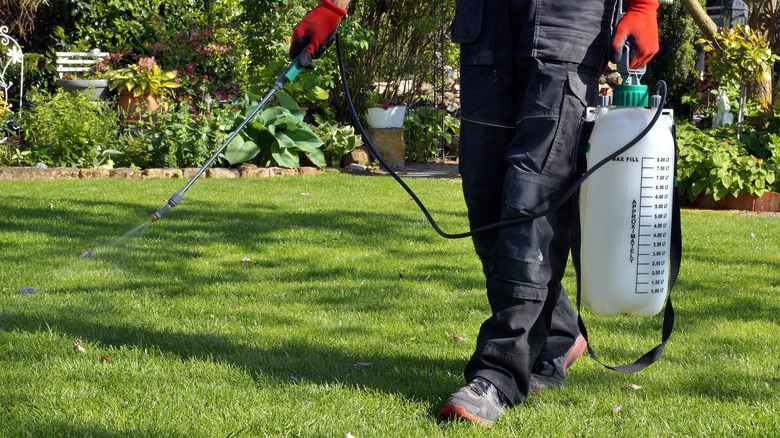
[289,0,348,69]
[611,0,659,69]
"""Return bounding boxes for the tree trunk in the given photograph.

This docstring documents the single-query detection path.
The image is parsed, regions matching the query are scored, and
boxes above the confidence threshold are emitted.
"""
[737,85,747,140]
[749,68,774,115]
[680,0,722,52]
[754,0,777,111]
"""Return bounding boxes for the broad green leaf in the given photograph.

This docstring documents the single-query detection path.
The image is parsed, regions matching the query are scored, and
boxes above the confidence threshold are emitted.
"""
[224,134,260,165]
[274,132,297,150]
[286,126,324,152]
[276,90,301,112]
[303,146,326,169]
[262,107,290,124]
[271,141,300,168]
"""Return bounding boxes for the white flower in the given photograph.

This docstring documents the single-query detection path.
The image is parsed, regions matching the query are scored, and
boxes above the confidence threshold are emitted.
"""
[6,46,23,65]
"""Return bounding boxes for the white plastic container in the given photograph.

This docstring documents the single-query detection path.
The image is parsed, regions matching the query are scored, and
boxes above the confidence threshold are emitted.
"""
[365,105,406,129]
[579,104,675,317]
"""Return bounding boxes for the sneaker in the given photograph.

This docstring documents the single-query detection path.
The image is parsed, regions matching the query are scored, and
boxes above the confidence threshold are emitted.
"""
[439,377,507,428]
[529,333,587,394]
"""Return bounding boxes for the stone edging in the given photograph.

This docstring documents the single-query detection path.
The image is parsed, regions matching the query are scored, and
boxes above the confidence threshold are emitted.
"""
[0,166,341,180]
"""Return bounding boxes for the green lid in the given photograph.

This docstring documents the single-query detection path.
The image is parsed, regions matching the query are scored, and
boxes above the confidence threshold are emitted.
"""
[613,84,649,107]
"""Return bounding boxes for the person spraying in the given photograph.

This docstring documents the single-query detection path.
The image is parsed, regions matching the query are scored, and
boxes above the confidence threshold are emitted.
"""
[289,0,662,428]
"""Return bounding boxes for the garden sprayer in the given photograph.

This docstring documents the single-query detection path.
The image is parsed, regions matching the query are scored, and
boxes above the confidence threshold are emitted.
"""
[145,31,680,374]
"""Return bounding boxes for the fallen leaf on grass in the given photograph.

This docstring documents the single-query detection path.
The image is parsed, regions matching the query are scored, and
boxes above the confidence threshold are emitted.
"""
[72,339,86,354]
[101,354,113,363]
[452,332,467,342]
[354,362,372,368]
[399,272,404,278]
[611,406,622,415]
[621,384,642,390]
[80,250,94,258]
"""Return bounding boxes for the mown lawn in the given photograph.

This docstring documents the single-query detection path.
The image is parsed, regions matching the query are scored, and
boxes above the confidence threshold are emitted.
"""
[1,174,778,437]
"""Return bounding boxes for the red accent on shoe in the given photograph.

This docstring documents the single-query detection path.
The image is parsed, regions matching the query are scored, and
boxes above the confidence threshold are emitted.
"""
[440,402,493,429]
[563,334,588,379]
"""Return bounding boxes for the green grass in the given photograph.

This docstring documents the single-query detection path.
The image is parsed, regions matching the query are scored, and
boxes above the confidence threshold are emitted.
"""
[1,174,778,437]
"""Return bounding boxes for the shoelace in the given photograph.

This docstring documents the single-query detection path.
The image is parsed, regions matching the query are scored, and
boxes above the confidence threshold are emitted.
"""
[468,378,491,396]
[469,378,508,405]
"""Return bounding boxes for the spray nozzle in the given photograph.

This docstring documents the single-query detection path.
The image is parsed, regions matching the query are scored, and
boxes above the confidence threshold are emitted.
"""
[149,189,184,223]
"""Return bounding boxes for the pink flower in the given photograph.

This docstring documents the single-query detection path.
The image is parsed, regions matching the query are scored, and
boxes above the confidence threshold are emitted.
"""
[137,56,158,73]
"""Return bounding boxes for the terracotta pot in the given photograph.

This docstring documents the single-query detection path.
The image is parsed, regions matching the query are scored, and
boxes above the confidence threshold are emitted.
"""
[687,191,780,213]
[117,91,168,123]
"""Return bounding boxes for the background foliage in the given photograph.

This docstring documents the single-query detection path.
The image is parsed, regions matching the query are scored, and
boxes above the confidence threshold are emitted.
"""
[646,2,702,118]
[22,88,123,168]
[29,0,248,98]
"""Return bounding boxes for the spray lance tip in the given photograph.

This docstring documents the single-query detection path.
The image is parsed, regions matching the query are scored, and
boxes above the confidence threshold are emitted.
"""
[149,189,185,223]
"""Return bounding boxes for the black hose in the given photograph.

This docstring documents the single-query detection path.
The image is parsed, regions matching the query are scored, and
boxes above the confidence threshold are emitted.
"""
[335,33,667,239]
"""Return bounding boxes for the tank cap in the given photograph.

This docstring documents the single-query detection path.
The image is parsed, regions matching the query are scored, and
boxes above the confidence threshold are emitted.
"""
[613,84,649,107]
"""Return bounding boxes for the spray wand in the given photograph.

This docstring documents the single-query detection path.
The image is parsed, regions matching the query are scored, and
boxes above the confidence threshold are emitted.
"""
[148,58,305,223]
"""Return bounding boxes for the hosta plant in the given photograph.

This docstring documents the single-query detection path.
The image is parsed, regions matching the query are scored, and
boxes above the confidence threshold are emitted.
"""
[109,56,182,97]
[223,91,325,169]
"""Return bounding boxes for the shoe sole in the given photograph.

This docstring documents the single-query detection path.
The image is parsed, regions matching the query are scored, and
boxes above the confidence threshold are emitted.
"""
[440,402,493,429]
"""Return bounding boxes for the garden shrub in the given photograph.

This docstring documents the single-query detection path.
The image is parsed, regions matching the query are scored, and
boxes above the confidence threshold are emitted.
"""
[242,0,456,120]
[119,97,239,169]
[22,89,124,168]
[31,0,248,98]
[222,91,326,169]
[243,1,374,122]
[645,1,701,117]
[676,120,780,202]
[405,106,460,162]
[313,117,363,168]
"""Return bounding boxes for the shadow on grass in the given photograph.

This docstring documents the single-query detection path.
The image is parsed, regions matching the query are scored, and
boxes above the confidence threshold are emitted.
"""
[1,308,466,408]
[1,181,478,415]
[4,420,192,438]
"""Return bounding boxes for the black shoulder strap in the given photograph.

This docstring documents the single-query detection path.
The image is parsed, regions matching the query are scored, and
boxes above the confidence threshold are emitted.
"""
[571,122,681,374]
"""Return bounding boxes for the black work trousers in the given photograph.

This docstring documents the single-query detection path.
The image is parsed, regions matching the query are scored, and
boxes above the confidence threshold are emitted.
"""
[452,0,617,406]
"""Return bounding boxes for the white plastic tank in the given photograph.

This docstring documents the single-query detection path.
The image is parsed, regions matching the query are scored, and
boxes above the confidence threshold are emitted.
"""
[579,92,675,318]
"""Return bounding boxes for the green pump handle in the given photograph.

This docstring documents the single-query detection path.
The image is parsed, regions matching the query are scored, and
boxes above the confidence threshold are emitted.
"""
[274,57,305,91]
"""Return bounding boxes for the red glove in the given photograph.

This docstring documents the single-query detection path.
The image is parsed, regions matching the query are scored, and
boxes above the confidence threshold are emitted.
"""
[289,0,348,69]
[611,0,659,69]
